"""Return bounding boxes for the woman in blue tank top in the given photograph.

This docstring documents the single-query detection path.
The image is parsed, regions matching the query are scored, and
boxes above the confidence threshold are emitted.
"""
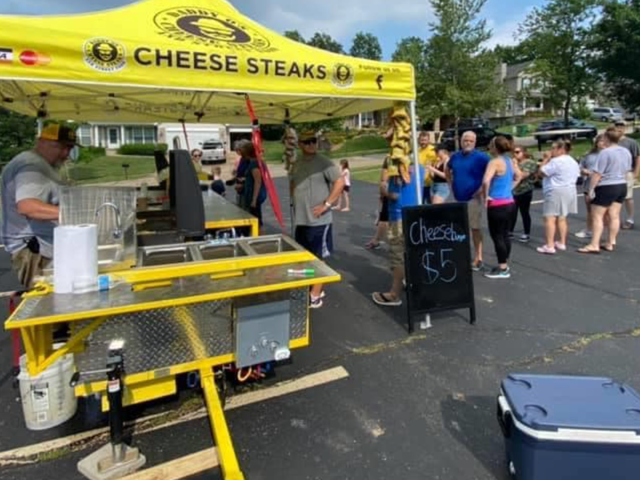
[482,136,522,279]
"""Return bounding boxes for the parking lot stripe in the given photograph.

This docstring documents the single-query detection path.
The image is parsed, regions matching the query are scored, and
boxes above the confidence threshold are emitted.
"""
[120,448,219,480]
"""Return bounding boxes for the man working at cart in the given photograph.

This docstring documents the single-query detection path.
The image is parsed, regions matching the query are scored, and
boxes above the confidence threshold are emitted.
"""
[1,123,75,289]
[290,131,345,309]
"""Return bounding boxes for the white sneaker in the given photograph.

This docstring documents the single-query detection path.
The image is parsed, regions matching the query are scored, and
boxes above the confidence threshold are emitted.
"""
[575,230,592,239]
[554,242,567,251]
[518,234,530,243]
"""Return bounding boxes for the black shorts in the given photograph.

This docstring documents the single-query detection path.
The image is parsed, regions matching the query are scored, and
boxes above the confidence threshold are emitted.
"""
[592,184,627,207]
[378,196,389,223]
[295,224,333,259]
[343,185,351,193]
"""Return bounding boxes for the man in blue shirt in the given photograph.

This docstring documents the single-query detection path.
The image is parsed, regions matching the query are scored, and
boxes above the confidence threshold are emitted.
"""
[446,131,491,271]
[372,161,424,307]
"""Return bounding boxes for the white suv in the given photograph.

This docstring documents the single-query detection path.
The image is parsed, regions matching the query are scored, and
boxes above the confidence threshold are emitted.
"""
[201,140,226,164]
[591,107,623,123]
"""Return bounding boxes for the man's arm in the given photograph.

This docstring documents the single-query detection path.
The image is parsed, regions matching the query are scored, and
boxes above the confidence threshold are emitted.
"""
[312,177,345,218]
[634,156,640,180]
[17,199,59,221]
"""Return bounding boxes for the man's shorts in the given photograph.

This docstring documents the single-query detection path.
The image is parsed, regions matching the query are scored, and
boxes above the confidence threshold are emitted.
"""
[467,196,485,230]
[295,224,333,259]
[11,248,50,290]
[388,221,405,270]
[626,171,635,200]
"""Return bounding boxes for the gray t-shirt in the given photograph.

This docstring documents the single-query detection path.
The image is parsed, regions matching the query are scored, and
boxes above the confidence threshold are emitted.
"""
[619,137,640,170]
[594,146,632,187]
[580,152,599,192]
[1,150,62,258]
[290,154,341,227]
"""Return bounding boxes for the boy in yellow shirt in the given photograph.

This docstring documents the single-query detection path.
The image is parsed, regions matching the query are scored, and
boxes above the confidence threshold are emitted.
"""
[418,132,437,204]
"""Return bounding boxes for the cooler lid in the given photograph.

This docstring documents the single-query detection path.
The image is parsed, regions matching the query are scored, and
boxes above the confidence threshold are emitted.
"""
[501,374,640,434]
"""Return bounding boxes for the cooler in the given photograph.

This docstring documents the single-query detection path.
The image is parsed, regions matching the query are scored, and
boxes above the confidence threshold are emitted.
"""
[498,374,640,480]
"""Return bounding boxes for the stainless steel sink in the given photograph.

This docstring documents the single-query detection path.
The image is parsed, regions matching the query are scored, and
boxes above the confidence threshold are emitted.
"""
[98,244,125,267]
[199,243,248,260]
[140,246,193,267]
[245,237,297,255]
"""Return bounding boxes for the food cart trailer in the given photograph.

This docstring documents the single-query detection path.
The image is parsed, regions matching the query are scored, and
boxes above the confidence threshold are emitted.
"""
[0,0,417,478]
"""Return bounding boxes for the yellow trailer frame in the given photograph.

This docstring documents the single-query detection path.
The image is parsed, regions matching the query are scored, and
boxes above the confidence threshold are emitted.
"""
[5,246,340,480]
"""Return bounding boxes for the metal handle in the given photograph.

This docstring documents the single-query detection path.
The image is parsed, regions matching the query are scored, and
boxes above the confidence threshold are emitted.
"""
[497,395,513,439]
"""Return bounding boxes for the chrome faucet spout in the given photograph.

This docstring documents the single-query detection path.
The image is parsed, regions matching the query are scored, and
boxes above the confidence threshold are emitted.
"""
[95,202,122,240]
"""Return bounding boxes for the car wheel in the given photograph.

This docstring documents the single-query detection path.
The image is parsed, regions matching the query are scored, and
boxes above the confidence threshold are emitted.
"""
[601,116,608,122]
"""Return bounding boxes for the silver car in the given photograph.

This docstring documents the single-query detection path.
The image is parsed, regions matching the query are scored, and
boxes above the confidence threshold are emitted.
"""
[201,140,226,164]
[591,107,623,123]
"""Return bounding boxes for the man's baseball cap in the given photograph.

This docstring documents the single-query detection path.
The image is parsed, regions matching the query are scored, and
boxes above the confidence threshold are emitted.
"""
[614,120,626,127]
[40,124,80,146]
[299,130,318,142]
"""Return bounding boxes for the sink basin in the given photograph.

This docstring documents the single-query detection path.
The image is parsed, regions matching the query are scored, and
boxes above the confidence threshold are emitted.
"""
[98,244,124,265]
[199,243,248,260]
[246,238,296,255]
[140,246,193,267]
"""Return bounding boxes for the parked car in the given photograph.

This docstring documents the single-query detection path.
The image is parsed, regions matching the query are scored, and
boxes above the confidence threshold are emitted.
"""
[201,140,226,164]
[534,118,598,143]
[440,126,513,151]
[591,107,623,123]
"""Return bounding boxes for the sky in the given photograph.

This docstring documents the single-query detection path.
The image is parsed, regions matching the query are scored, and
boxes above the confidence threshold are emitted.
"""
[0,0,547,59]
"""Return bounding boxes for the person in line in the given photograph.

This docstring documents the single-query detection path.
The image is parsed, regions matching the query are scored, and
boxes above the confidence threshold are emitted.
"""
[365,157,389,250]
[446,131,491,270]
[226,139,251,209]
[240,142,267,230]
[578,128,632,254]
[419,131,438,205]
[211,166,226,196]
[509,145,538,243]
[615,121,640,230]
[575,135,606,239]
[290,131,345,309]
[1,124,76,289]
[372,161,424,307]
[536,140,580,255]
[190,148,204,173]
[334,159,351,212]
[427,144,451,204]
[482,136,521,279]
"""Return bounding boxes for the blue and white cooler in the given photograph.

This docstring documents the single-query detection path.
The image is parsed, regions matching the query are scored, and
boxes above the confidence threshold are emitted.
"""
[498,374,640,480]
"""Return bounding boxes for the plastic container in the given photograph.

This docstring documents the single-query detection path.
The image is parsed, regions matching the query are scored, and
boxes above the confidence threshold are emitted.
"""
[18,347,78,431]
[498,374,640,480]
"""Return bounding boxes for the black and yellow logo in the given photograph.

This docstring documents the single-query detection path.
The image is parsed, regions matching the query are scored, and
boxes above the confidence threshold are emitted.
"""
[331,63,355,89]
[83,38,126,73]
[154,7,274,52]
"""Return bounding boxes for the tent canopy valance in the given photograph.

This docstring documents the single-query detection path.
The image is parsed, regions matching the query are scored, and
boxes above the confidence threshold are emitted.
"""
[0,0,415,124]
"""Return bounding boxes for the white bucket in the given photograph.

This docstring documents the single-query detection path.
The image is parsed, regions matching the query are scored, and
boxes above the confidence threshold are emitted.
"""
[18,347,78,431]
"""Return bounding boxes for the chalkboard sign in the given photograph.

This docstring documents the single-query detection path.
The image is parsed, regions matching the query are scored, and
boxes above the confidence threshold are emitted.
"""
[402,203,476,332]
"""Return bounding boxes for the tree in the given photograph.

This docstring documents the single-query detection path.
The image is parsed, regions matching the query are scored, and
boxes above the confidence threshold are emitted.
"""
[284,30,306,44]
[593,0,640,111]
[392,36,428,78]
[350,32,382,60]
[493,43,533,65]
[421,0,504,131]
[518,0,601,126]
[307,32,345,54]
[0,108,36,163]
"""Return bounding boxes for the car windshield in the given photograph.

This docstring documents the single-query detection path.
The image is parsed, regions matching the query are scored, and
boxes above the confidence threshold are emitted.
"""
[613,109,623,114]
[203,142,223,149]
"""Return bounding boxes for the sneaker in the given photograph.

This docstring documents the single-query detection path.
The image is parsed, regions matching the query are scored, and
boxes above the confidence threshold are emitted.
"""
[536,245,556,255]
[365,241,381,250]
[508,232,515,239]
[622,221,635,230]
[554,242,567,251]
[484,267,511,279]
[575,230,592,239]
[518,234,530,243]
[471,261,485,272]
[310,296,323,309]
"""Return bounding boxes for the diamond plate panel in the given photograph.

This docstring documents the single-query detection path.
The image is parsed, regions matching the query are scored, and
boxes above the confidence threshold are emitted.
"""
[289,288,308,340]
[75,300,233,383]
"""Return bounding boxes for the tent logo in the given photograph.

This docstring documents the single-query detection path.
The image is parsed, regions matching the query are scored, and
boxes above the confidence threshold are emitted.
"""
[331,63,355,89]
[83,38,126,73]
[154,7,273,52]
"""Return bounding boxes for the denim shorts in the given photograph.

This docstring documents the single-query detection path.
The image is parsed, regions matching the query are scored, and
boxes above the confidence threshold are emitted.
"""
[431,182,450,200]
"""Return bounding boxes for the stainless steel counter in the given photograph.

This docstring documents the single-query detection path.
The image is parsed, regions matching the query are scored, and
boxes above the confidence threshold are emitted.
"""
[202,192,256,225]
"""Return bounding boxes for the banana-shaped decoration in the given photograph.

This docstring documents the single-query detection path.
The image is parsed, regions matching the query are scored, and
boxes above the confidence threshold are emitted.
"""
[387,103,412,183]
[282,125,298,172]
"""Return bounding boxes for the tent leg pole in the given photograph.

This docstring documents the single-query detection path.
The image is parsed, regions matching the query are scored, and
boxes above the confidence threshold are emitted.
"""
[409,101,422,204]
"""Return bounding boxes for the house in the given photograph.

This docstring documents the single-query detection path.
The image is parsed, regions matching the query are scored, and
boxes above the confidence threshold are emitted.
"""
[344,110,389,130]
[77,123,158,150]
[487,61,547,124]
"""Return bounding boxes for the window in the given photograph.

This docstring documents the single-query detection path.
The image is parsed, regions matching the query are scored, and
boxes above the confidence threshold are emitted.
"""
[78,125,92,146]
[124,126,156,144]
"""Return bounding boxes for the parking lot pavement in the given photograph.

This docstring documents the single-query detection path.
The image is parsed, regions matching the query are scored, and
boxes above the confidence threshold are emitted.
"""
[0,180,638,480]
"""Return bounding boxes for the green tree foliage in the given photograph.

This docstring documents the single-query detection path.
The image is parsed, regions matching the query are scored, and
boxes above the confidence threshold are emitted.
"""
[307,32,345,54]
[392,36,428,78]
[0,107,36,163]
[593,0,640,111]
[349,32,383,60]
[493,43,533,65]
[518,0,601,125]
[283,30,306,44]
[421,0,504,126]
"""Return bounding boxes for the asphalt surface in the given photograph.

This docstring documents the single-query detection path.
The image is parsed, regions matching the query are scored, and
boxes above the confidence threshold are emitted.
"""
[1,178,639,480]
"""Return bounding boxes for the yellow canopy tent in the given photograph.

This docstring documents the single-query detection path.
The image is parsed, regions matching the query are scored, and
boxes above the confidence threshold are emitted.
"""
[0,0,415,125]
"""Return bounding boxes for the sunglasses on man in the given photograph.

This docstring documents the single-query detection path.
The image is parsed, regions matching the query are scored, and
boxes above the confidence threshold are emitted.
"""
[301,138,317,145]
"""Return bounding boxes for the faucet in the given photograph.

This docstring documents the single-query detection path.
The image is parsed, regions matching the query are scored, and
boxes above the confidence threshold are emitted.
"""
[95,202,122,240]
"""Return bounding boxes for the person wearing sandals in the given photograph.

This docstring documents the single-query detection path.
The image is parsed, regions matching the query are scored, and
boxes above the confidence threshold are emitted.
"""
[509,146,537,243]
[366,157,390,250]
[427,145,451,204]
[536,140,580,255]
[578,128,632,254]
[372,162,424,307]
[482,136,522,279]
[575,135,606,240]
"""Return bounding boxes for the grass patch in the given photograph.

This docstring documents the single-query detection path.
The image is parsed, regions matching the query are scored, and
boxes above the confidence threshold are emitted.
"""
[261,135,388,163]
[63,155,155,185]
[352,167,382,185]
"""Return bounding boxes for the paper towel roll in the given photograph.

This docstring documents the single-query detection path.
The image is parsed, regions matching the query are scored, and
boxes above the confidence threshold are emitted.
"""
[53,224,98,294]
